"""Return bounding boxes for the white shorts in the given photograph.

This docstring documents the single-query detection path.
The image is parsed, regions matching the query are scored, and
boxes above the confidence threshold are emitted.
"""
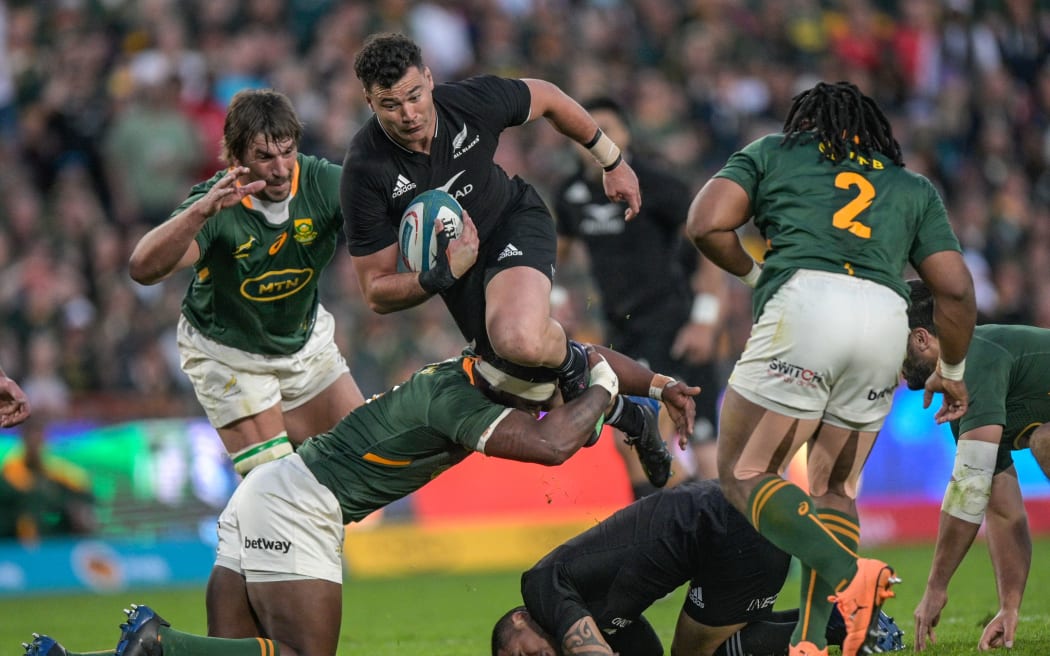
[177,304,350,428]
[214,453,345,583]
[729,270,908,430]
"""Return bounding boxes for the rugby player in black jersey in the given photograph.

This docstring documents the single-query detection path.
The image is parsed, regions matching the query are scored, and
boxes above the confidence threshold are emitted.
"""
[491,479,903,656]
[340,33,668,476]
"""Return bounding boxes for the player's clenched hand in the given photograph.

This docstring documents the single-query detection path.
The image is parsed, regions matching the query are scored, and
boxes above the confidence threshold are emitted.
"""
[197,167,266,218]
[445,210,479,279]
[978,608,1018,650]
[913,586,948,651]
[602,161,641,221]
[924,373,968,423]
[660,381,701,449]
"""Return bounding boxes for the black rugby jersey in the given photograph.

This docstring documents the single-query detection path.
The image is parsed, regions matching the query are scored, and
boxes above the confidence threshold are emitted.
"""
[555,156,695,327]
[343,75,546,255]
[521,480,791,646]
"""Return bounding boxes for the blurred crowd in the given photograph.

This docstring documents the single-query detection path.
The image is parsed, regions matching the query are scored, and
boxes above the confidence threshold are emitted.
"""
[2,0,1049,422]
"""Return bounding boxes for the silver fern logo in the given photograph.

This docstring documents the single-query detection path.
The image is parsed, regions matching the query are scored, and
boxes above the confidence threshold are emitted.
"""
[452,123,479,159]
[453,123,468,150]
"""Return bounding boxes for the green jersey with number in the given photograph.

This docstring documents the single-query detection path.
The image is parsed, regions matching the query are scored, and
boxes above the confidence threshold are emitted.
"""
[297,356,510,523]
[950,324,1050,472]
[178,154,343,355]
[715,134,961,320]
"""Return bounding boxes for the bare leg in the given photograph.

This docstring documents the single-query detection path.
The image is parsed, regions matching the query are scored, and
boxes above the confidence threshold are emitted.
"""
[283,373,365,442]
[206,566,262,638]
[247,578,343,655]
[485,266,567,368]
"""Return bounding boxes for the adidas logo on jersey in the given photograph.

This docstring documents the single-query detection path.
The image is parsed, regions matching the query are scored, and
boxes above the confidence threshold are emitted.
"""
[392,174,417,199]
[497,243,523,261]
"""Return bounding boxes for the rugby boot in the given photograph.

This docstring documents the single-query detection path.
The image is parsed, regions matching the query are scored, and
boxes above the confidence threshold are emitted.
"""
[828,607,905,652]
[22,635,69,656]
[557,340,590,403]
[115,605,169,656]
[622,400,672,488]
[828,558,900,656]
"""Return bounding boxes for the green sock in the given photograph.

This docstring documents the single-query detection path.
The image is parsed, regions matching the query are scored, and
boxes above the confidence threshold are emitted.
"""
[747,478,857,592]
[791,508,860,648]
[158,626,280,656]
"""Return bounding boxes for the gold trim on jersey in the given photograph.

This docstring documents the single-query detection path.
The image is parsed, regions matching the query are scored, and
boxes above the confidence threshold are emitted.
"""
[363,452,411,467]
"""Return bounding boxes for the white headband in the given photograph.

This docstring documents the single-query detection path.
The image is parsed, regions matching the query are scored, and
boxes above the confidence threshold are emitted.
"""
[474,359,557,402]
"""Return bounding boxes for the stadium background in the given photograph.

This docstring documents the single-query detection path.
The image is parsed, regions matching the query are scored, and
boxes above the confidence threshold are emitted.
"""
[1,0,1049,597]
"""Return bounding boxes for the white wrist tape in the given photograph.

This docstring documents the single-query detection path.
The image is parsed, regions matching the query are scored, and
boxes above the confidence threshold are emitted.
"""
[690,293,720,325]
[737,259,762,288]
[941,439,997,524]
[587,130,623,171]
[938,357,966,381]
[649,373,678,401]
[588,357,619,398]
[231,434,294,475]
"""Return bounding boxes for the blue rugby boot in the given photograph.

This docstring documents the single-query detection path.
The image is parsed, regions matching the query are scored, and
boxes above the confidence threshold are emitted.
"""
[828,607,905,652]
[23,634,68,656]
[115,605,169,656]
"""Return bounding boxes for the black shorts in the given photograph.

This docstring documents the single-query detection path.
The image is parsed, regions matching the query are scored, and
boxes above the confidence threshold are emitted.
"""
[681,511,792,627]
[441,195,556,370]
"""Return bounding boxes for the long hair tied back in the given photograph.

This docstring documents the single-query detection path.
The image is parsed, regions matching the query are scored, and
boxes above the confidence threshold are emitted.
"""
[781,81,904,168]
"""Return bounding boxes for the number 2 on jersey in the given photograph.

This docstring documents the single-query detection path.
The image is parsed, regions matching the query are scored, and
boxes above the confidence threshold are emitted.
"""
[833,171,874,239]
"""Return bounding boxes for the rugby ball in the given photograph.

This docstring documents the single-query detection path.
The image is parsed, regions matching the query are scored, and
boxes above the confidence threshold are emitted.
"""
[398,189,464,273]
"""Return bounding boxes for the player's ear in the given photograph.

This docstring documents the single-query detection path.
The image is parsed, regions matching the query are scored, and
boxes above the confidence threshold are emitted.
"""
[424,66,434,89]
[911,327,934,352]
[510,609,531,628]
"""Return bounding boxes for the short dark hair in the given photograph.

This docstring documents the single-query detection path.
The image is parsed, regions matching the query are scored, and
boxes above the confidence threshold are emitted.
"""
[491,605,527,655]
[354,32,424,91]
[906,278,935,332]
[221,89,303,164]
[782,81,904,168]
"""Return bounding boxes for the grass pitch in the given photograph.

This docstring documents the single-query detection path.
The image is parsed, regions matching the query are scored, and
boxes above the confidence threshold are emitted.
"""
[4,538,1049,655]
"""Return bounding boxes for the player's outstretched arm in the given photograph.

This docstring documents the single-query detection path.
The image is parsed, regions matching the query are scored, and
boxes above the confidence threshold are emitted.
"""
[483,352,617,465]
[589,344,700,439]
[915,250,976,423]
[916,427,1000,650]
[129,167,265,284]
[523,78,641,219]
[979,467,1031,650]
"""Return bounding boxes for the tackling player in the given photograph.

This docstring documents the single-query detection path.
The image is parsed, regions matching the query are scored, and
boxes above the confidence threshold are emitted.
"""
[129,89,365,475]
[491,479,904,656]
[341,33,665,463]
[903,279,1050,651]
[23,345,695,656]
[686,81,976,656]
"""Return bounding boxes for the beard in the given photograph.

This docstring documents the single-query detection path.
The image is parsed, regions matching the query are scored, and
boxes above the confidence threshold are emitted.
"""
[901,342,936,391]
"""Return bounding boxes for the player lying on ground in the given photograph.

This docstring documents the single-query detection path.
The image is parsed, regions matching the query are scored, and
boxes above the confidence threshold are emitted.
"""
[491,479,904,656]
[903,279,1050,651]
[23,344,696,656]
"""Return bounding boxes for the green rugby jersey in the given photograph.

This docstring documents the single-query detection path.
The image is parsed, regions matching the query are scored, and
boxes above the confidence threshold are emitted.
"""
[715,134,961,320]
[950,324,1050,472]
[297,356,510,523]
[178,154,342,355]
